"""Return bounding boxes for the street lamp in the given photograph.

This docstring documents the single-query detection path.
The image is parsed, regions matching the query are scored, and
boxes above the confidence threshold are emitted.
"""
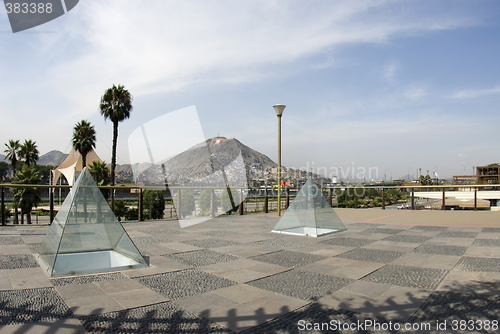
[273,104,286,216]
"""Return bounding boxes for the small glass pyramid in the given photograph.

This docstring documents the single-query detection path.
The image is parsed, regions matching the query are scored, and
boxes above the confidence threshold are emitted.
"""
[272,177,347,237]
[37,168,148,277]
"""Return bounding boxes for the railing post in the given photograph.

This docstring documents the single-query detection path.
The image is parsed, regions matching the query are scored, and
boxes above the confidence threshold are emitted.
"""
[138,189,144,221]
[382,188,385,210]
[474,187,477,211]
[264,186,268,213]
[286,187,290,209]
[328,188,332,207]
[442,188,446,210]
[177,189,182,218]
[210,189,215,217]
[354,189,358,209]
[50,186,54,223]
[238,189,244,215]
[1,187,4,226]
[411,188,415,210]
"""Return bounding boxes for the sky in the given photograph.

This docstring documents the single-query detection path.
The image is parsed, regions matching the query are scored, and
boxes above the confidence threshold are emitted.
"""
[1,0,500,181]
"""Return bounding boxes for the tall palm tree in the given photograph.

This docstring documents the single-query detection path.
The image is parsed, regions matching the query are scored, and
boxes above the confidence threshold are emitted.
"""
[19,139,39,167]
[4,139,21,176]
[99,84,133,210]
[12,165,41,224]
[72,120,96,170]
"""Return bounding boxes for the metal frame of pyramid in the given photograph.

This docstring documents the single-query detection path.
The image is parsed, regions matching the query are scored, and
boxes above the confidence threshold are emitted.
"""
[36,168,148,277]
[272,177,347,237]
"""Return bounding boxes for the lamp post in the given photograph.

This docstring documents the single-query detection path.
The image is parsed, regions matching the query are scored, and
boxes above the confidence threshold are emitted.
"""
[273,104,286,216]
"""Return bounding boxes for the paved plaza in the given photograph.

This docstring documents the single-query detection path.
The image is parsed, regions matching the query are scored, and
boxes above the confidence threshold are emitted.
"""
[0,209,499,333]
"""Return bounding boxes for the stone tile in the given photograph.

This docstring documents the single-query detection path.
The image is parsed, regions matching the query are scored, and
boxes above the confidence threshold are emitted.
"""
[361,241,418,253]
[65,295,124,316]
[8,268,53,290]
[391,252,433,267]
[159,242,204,253]
[2,244,31,255]
[108,287,169,309]
[212,244,279,258]
[209,304,266,332]
[175,291,239,315]
[243,292,307,318]
[437,271,500,295]
[55,283,103,300]
[335,248,404,263]
[94,278,147,294]
[20,235,45,244]
[0,269,12,290]
[319,285,433,322]
[199,258,290,283]
[340,280,392,300]
[309,246,355,257]
[0,318,87,334]
[213,284,273,304]
[464,246,494,258]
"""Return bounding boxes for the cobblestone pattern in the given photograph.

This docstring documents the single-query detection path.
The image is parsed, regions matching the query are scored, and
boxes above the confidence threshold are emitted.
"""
[243,302,396,334]
[344,223,382,229]
[382,235,432,244]
[183,238,241,249]
[410,226,448,231]
[250,238,309,249]
[409,291,500,334]
[336,248,404,263]
[134,269,236,300]
[51,272,127,286]
[437,231,479,238]
[361,264,449,290]
[0,287,72,325]
[320,237,376,247]
[471,239,500,247]
[19,230,47,235]
[27,243,41,253]
[0,236,25,245]
[455,257,500,272]
[413,244,468,256]
[79,301,233,334]
[0,254,39,269]
[163,250,238,267]
[248,269,353,301]
[363,228,405,235]
[205,230,240,238]
[481,227,500,233]
[139,228,181,235]
[250,250,326,268]
[131,236,171,247]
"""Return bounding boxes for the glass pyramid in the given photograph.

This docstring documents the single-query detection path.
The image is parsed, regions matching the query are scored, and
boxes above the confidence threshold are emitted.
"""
[272,177,347,237]
[36,168,148,277]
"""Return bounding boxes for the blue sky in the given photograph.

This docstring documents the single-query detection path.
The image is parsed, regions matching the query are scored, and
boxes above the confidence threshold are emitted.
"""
[1,0,500,180]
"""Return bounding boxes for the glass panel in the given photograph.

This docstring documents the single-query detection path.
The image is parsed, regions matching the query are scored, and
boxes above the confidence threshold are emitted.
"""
[36,168,147,276]
[272,177,346,237]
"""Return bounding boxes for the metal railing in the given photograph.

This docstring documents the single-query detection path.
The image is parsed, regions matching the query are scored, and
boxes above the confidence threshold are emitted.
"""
[1,183,497,224]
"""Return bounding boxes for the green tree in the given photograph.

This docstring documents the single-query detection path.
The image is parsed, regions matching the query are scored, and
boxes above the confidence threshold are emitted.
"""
[99,84,133,211]
[113,200,128,221]
[19,139,39,167]
[4,139,21,175]
[0,162,9,180]
[144,189,165,219]
[198,189,218,216]
[12,165,41,224]
[174,189,195,218]
[89,161,111,199]
[1,203,13,225]
[72,120,96,170]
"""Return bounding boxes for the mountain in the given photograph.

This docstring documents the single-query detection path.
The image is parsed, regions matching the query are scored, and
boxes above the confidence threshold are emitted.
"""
[0,154,6,163]
[131,137,277,184]
[38,150,68,166]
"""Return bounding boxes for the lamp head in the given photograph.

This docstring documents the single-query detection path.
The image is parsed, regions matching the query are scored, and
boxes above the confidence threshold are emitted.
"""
[273,104,286,117]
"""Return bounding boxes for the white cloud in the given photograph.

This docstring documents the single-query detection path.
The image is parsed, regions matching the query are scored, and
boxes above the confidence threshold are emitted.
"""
[450,86,500,99]
[382,60,399,82]
[405,87,427,100]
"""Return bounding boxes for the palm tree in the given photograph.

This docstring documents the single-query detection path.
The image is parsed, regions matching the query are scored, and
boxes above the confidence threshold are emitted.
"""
[12,165,41,224]
[19,139,39,167]
[99,84,133,210]
[4,139,21,176]
[72,120,96,170]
